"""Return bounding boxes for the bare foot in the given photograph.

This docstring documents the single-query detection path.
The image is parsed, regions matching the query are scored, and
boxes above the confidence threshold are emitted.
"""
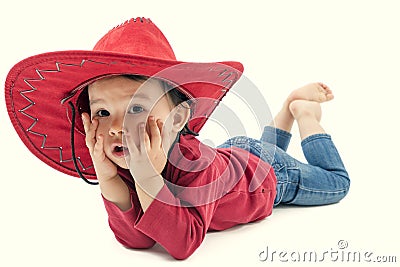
[289,100,322,122]
[289,100,325,140]
[287,82,334,104]
[272,82,332,134]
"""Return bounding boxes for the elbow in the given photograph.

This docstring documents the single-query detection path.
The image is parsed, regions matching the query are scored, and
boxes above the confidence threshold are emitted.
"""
[169,222,206,260]
[166,235,203,260]
[116,236,155,250]
[170,246,197,260]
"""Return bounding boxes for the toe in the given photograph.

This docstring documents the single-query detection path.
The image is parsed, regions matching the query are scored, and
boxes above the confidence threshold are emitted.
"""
[319,82,328,89]
[326,93,334,101]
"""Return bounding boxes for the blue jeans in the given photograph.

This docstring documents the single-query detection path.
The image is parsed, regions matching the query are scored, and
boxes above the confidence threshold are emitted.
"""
[216,126,350,206]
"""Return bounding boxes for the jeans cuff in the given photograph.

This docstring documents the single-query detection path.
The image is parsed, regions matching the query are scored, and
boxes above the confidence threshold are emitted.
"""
[274,127,292,139]
[301,133,332,147]
[261,126,292,151]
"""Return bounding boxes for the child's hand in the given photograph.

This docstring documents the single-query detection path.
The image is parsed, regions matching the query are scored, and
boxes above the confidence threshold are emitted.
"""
[124,116,167,181]
[82,113,118,182]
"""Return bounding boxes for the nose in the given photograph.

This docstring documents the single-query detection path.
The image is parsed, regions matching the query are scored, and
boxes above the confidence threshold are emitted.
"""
[108,117,124,136]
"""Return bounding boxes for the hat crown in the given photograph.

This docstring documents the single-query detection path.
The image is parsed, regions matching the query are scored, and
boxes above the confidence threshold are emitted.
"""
[93,17,176,61]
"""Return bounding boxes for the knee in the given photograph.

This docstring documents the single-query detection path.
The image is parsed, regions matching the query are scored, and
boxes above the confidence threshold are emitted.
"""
[316,173,351,205]
[331,173,351,203]
[340,172,351,194]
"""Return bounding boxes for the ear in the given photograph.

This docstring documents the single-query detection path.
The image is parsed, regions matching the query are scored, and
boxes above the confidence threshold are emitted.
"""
[170,102,191,133]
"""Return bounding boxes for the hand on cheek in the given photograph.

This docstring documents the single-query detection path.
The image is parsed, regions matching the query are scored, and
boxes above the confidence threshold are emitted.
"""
[82,113,118,181]
[125,116,168,181]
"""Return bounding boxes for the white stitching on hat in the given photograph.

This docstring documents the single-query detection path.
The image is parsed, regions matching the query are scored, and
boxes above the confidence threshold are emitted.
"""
[17,59,240,171]
[59,60,109,104]
[209,67,238,88]
[204,66,239,117]
[18,62,102,171]
[111,17,150,31]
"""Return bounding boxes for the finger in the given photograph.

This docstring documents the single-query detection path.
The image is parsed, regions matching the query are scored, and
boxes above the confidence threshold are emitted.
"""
[82,114,97,138]
[139,123,150,154]
[148,116,161,148]
[156,119,164,146]
[89,119,99,140]
[159,120,169,153]
[156,119,163,134]
[86,119,98,153]
[124,132,139,156]
[93,134,106,161]
[82,113,90,134]
[82,114,96,151]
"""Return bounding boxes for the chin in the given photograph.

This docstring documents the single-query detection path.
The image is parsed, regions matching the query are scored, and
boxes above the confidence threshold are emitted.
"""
[109,157,129,169]
[116,161,129,169]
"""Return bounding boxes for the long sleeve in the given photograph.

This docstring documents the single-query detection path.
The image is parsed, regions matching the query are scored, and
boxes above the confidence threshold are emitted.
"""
[102,188,156,249]
[101,134,277,260]
[103,165,221,260]
[133,165,222,260]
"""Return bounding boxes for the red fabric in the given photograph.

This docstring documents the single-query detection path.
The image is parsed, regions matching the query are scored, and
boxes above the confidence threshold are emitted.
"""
[93,18,176,60]
[103,134,277,260]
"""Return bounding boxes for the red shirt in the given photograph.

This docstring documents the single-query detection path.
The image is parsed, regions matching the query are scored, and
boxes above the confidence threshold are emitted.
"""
[102,133,277,260]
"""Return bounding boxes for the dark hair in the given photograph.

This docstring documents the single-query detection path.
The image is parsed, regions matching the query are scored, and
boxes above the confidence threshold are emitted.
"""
[77,74,198,136]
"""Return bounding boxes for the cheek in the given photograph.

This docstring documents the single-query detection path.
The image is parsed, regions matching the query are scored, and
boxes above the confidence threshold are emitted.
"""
[95,121,108,136]
[162,113,175,132]
[124,114,146,134]
[150,104,173,122]
[150,97,173,117]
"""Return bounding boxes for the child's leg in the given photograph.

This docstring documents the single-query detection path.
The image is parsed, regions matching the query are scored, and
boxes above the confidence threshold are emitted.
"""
[289,99,349,177]
[261,100,293,152]
[289,100,325,140]
[274,99,350,206]
[272,140,350,206]
[272,100,295,134]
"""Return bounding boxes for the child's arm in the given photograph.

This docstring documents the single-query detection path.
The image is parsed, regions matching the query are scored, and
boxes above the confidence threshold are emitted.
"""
[99,174,131,210]
[102,185,156,249]
[131,166,221,260]
[83,113,156,248]
[134,176,164,212]
[124,117,168,211]
[122,117,220,259]
[82,113,130,210]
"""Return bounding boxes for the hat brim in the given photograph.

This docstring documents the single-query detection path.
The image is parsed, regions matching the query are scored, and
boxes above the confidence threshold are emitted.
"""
[5,50,243,180]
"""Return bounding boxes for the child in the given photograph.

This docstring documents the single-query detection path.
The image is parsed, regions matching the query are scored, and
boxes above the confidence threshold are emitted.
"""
[5,17,350,260]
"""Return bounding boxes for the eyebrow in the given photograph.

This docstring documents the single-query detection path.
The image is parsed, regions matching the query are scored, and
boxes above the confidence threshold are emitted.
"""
[89,99,104,106]
[89,93,151,106]
[130,93,152,101]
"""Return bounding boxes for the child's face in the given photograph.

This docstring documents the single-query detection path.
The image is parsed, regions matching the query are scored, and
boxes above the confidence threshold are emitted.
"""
[88,76,175,169]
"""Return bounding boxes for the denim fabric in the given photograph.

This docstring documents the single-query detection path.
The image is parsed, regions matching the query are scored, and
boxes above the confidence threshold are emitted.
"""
[216,126,350,206]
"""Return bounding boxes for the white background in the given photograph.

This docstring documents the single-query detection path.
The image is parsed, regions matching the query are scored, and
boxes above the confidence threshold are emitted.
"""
[1,0,399,266]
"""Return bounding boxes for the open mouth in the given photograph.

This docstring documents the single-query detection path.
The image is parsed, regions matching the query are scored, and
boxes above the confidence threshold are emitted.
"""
[111,143,129,157]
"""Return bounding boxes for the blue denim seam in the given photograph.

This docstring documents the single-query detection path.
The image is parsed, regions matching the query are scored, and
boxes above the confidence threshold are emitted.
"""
[298,185,348,194]
[277,181,299,185]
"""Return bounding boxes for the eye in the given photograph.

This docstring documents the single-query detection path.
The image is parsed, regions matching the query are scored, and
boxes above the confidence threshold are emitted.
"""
[95,109,110,117]
[127,105,144,114]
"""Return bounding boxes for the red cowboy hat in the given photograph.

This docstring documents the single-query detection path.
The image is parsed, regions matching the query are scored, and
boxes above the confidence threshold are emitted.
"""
[4,17,243,183]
